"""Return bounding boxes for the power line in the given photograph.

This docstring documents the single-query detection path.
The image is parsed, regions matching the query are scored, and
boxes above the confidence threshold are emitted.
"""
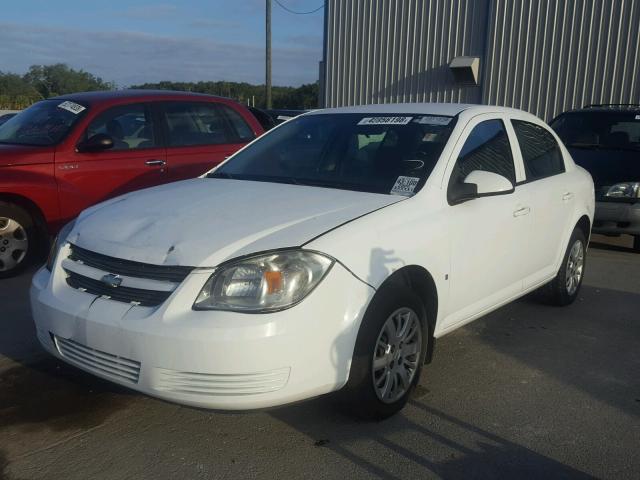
[273,0,324,15]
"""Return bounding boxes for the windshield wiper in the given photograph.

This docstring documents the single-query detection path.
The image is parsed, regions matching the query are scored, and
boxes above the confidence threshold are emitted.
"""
[207,172,302,185]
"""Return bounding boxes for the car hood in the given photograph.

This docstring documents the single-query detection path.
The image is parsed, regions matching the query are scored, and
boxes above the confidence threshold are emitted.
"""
[70,178,403,267]
[567,147,640,187]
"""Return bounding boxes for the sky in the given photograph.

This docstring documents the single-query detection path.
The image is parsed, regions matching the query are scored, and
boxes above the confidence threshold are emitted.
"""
[0,0,325,87]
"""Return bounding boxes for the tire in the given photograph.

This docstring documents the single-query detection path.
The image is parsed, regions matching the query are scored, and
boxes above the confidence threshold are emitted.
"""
[633,235,640,253]
[537,228,587,306]
[0,202,37,278]
[340,285,429,420]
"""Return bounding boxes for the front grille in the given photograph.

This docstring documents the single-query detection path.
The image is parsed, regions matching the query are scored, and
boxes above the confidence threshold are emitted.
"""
[68,244,194,282]
[65,270,172,307]
[54,335,141,384]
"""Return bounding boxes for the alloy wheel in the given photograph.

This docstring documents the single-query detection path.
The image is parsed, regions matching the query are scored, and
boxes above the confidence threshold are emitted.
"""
[0,217,29,272]
[372,307,422,404]
[565,239,584,296]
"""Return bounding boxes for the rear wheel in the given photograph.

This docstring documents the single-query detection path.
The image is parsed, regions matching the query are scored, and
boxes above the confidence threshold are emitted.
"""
[0,202,36,278]
[537,228,587,306]
[341,286,428,420]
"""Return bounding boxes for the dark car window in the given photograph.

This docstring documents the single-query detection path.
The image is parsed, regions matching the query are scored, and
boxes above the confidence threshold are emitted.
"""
[164,102,234,147]
[452,119,516,184]
[219,105,255,142]
[85,103,156,150]
[550,111,640,151]
[0,100,88,146]
[209,113,457,195]
[512,120,565,181]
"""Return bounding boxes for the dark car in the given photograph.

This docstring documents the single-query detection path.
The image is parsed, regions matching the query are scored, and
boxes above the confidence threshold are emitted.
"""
[0,113,17,126]
[550,104,640,251]
[0,90,264,277]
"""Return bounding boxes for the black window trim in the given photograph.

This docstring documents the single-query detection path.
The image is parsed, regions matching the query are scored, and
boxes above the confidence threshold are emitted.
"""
[511,119,566,185]
[78,101,161,152]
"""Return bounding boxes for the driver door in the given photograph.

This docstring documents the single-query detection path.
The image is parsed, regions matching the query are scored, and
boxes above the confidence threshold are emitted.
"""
[56,102,167,220]
[442,114,531,330]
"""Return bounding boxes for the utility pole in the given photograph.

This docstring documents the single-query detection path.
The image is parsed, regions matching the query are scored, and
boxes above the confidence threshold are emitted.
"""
[265,0,272,109]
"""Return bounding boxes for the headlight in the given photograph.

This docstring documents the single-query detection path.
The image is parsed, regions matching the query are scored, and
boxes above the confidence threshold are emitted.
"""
[45,219,76,271]
[194,250,334,312]
[604,182,640,199]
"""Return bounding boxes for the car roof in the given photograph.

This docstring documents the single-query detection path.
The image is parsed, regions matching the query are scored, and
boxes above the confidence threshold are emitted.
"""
[308,103,527,117]
[559,105,640,115]
[49,89,228,104]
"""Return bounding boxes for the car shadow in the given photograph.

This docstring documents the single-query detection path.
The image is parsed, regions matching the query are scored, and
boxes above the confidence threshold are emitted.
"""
[268,394,594,479]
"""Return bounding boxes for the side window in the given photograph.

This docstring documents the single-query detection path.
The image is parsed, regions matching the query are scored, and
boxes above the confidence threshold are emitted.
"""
[512,120,565,181]
[86,104,156,150]
[164,102,233,147]
[219,105,256,142]
[453,119,515,184]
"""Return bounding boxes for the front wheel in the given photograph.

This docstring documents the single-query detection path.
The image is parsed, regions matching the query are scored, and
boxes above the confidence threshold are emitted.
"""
[341,286,428,420]
[537,228,587,306]
[0,202,36,278]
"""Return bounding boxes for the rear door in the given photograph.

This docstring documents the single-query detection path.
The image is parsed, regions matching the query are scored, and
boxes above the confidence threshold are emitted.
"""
[56,102,167,219]
[508,118,573,288]
[160,101,255,181]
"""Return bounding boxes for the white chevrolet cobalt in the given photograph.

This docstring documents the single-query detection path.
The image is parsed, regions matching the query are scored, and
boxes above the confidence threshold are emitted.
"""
[31,104,594,419]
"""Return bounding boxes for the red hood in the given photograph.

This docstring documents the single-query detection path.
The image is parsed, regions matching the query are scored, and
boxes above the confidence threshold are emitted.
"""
[0,143,55,167]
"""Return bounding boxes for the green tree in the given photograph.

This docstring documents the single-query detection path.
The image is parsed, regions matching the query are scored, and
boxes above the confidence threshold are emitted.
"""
[23,64,115,98]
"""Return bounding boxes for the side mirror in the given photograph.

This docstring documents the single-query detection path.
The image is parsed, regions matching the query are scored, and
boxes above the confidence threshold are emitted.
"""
[77,133,114,152]
[449,170,514,205]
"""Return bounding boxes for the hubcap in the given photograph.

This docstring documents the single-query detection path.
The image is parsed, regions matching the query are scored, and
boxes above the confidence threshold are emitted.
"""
[0,217,29,272]
[565,240,584,296]
[372,307,422,404]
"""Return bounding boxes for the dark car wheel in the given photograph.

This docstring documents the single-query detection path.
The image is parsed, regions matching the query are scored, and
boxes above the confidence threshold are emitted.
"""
[537,228,587,306]
[633,235,640,253]
[0,202,37,278]
[341,285,428,420]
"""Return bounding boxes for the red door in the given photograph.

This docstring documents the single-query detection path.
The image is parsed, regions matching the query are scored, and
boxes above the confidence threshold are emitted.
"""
[161,101,255,181]
[56,102,167,220]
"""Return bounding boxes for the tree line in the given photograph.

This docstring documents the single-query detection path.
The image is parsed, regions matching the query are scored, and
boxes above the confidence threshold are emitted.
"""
[0,64,318,110]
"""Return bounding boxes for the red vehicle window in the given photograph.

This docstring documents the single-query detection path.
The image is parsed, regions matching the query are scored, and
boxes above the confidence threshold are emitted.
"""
[85,103,157,150]
[164,102,235,147]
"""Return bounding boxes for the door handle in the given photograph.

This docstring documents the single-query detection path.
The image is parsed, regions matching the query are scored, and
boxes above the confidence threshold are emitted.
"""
[145,159,166,167]
[562,192,574,201]
[513,206,531,217]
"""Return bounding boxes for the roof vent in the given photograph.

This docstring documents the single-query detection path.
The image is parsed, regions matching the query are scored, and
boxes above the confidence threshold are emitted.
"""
[449,56,480,85]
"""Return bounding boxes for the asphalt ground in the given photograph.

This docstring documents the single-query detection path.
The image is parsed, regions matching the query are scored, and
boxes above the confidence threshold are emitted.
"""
[1,234,638,480]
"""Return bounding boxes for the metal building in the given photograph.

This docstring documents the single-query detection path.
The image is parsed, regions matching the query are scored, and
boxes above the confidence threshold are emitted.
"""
[320,0,640,120]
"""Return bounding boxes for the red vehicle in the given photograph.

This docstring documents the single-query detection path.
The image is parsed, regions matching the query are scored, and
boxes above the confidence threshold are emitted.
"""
[0,90,263,277]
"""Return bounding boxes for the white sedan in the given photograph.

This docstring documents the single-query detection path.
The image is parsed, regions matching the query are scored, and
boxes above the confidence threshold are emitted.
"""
[31,104,594,419]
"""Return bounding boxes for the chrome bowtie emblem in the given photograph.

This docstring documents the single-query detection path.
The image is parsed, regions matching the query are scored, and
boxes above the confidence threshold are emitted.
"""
[101,273,122,288]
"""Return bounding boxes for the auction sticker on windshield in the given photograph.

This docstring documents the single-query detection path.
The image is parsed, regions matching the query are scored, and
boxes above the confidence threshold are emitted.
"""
[358,116,413,125]
[390,176,420,196]
[57,101,86,115]
[414,116,452,125]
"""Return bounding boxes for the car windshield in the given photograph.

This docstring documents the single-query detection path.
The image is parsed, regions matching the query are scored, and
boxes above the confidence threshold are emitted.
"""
[209,113,457,195]
[0,99,88,146]
[550,111,640,152]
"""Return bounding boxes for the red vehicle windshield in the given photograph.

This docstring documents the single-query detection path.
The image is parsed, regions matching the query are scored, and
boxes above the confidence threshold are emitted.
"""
[0,99,88,146]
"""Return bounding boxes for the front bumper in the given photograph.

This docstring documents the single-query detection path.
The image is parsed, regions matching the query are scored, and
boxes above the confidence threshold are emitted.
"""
[592,201,640,236]
[30,258,374,410]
